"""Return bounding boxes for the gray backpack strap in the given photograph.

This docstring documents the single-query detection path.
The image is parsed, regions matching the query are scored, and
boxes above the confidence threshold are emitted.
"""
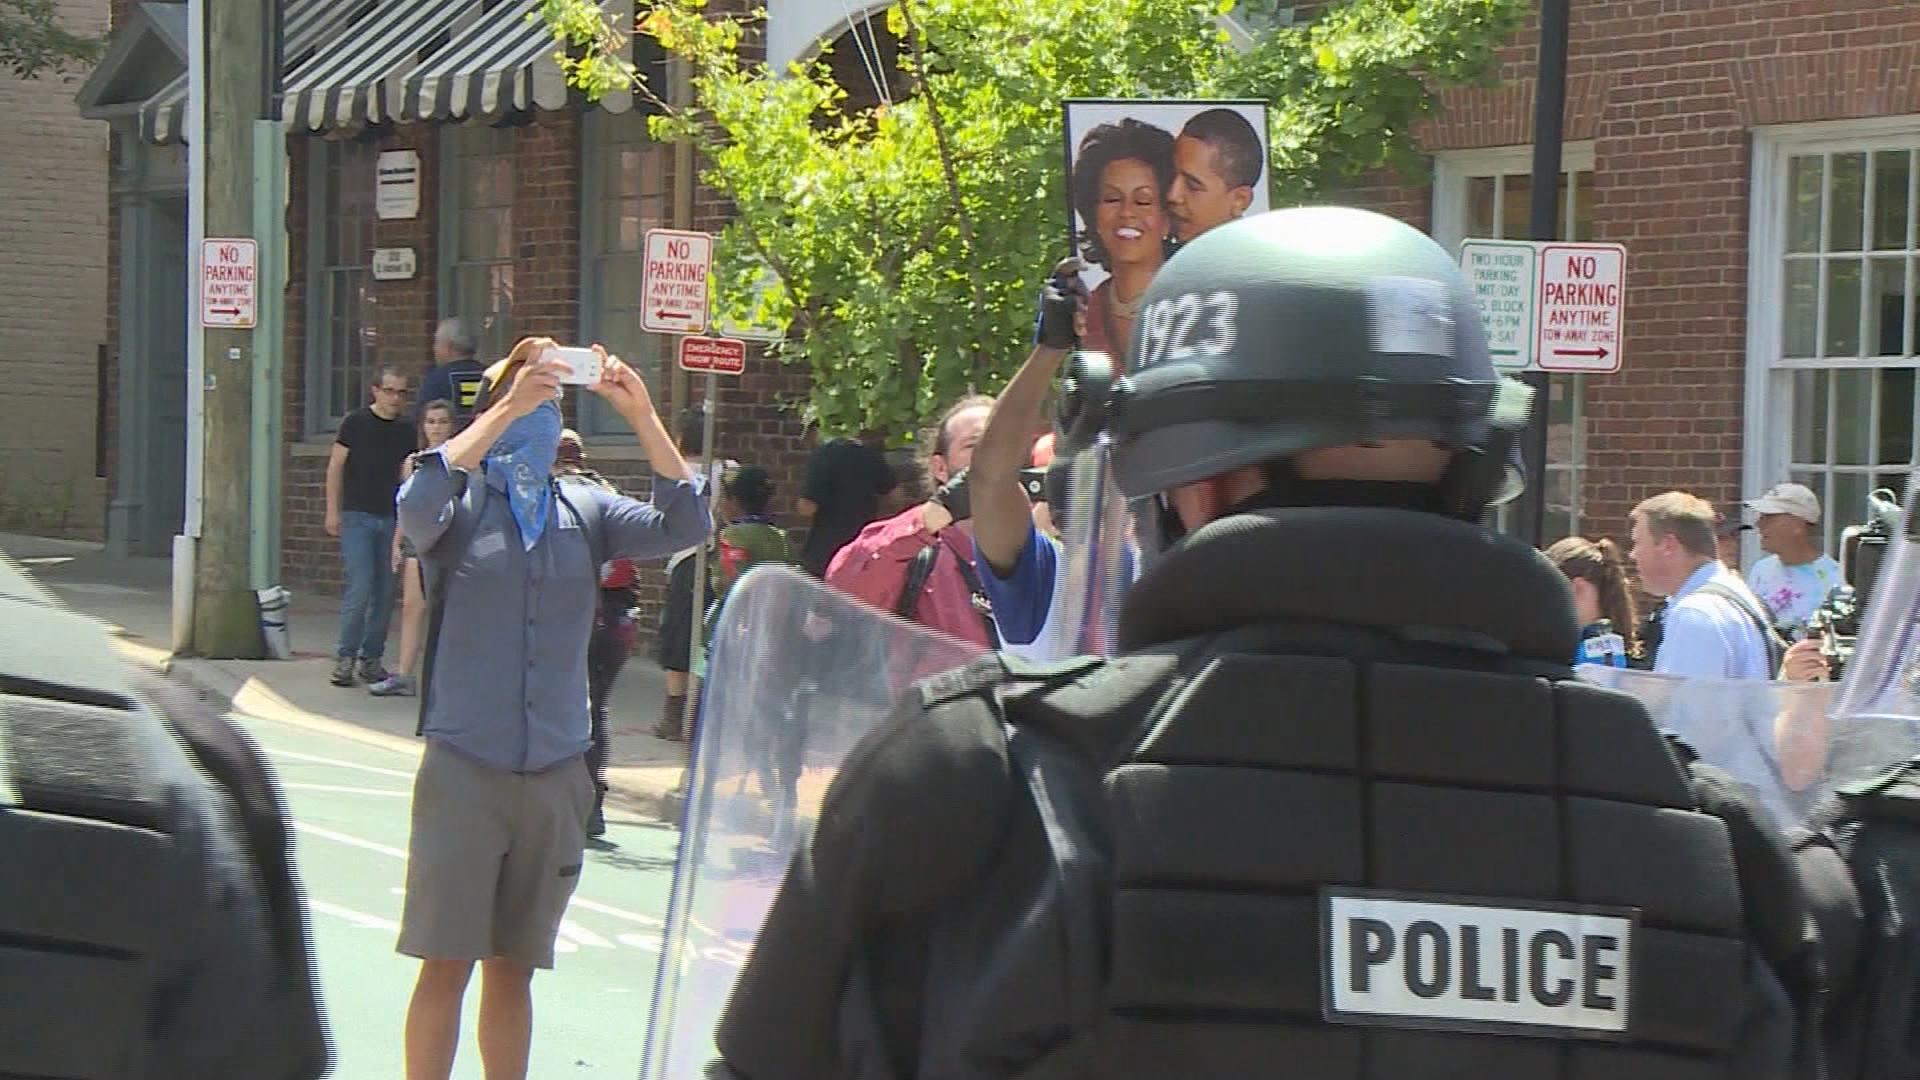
[416,467,488,736]
[1698,580,1789,673]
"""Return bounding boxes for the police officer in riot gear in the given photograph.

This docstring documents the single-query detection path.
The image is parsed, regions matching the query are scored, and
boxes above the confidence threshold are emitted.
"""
[708,207,1816,1079]
[0,555,329,1079]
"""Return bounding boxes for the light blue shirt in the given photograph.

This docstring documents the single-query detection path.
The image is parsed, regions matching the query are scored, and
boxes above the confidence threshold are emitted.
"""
[1653,561,1774,680]
[399,450,710,772]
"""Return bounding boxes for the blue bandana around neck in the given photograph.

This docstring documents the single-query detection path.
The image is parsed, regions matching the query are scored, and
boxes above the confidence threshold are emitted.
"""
[486,404,563,550]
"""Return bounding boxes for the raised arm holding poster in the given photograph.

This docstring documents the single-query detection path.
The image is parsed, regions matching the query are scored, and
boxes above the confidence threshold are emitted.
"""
[1062,99,1270,363]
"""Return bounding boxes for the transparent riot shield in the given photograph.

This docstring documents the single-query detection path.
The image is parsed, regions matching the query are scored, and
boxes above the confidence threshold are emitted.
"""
[1048,431,1135,659]
[1577,666,1916,829]
[1833,474,1920,750]
[638,566,986,1080]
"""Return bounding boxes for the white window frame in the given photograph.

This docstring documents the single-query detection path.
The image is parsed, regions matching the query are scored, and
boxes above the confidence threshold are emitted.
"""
[1432,142,1597,540]
[1431,143,1596,253]
[1746,117,1920,557]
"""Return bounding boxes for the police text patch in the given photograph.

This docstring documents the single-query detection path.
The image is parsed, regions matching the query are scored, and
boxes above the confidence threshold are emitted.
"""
[1322,888,1636,1039]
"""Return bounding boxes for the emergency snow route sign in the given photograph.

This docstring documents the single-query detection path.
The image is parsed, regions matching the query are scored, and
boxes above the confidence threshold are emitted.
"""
[643,228,713,334]
[1536,243,1625,373]
[200,238,257,328]
[1460,240,1537,370]
[678,336,746,376]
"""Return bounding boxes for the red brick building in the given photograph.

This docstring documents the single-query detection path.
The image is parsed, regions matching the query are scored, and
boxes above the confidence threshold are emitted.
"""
[75,0,1920,627]
[1357,1,1920,557]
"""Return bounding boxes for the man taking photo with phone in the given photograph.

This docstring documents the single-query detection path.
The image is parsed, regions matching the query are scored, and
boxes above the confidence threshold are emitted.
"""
[395,337,709,1080]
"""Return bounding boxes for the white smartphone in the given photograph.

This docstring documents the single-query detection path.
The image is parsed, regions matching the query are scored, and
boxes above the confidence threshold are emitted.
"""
[542,346,603,386]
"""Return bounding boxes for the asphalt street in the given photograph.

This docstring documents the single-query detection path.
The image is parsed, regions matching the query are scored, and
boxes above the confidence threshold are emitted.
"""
[247,708,681,1079]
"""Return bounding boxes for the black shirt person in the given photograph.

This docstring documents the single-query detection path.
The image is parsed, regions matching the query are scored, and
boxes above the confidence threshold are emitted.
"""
[796,430,897,577]
[325,364,418,687]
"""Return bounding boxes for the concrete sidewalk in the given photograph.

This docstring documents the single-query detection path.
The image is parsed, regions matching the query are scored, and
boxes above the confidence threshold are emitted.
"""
[2,532,691,822]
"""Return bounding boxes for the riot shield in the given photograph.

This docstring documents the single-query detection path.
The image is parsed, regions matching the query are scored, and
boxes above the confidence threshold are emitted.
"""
[1049,431,1135,659]
[1577,666,1913,828]
[1833,473,1920,745]
[638,565,986,1080]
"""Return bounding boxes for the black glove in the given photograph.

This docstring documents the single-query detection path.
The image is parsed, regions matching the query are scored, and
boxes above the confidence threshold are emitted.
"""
[1033,261,1087,350]
[930,467,972,523]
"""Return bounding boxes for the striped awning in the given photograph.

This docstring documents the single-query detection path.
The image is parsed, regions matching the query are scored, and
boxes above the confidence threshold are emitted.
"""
[135,0,648,144]
[137,0,347,145]
[286,0,648,133]
[399,0,637,123]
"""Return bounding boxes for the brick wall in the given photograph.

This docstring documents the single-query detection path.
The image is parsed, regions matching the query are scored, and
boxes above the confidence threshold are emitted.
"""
[0,0,112,539]
[1351,0,1920,546]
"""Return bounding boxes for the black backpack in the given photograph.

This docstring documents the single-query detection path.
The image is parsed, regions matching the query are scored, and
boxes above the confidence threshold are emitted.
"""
[1794,760,1920,1080]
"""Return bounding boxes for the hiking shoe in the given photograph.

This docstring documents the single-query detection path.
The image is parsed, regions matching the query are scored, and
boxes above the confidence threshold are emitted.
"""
[367,673,416,697]
[330,656,358,687]
[357,658,390,684]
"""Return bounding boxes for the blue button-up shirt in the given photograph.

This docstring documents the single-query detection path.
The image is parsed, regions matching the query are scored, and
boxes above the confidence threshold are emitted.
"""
[398,450,711,772]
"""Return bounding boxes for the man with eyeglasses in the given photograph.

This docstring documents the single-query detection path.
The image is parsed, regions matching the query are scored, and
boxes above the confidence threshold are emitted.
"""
[327,364,419,687]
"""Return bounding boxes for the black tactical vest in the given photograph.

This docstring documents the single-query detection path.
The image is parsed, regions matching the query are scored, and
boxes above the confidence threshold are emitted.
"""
[913,509,1795,1080]
[1091,641,1779,1078]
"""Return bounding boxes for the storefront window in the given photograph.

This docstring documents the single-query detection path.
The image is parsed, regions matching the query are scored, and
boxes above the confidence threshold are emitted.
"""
[308,140,378,431]
[440,124,516,364]
[579,109,668,435]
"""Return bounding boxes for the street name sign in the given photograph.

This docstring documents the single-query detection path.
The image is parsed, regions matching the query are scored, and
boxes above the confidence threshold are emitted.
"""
[200,238,257,329]
[1459,239,1627,374]
[678,336,746,376]
[643,228,714,334]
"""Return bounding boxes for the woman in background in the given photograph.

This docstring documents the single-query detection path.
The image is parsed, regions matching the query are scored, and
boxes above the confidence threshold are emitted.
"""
[1546,535,1639,669]
[368,398,456,697]
[1072,118,1176,362]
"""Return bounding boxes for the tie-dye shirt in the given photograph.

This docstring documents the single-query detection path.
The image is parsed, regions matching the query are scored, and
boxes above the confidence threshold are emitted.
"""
[1745,553,1844,635]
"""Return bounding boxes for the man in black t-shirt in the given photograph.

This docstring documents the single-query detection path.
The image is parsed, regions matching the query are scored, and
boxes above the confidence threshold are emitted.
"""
[326,365,418,687]
[796,431,897,577]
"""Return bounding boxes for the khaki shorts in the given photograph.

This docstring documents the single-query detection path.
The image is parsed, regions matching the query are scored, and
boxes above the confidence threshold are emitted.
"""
[396,740,594,970]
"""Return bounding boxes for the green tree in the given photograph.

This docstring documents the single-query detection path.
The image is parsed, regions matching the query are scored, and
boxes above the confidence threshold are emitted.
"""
[539,0,1523,438]
[2,0,102,79]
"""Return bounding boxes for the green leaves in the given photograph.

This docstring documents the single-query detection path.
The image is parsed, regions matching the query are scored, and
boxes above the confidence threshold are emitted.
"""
[1,0,101,79]
[542,0,1524,438]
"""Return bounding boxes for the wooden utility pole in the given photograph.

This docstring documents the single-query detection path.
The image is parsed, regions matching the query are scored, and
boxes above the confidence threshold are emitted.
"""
[191,0,269,658]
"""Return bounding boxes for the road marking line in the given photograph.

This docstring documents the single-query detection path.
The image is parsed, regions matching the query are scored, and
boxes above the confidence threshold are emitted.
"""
[558,920,614,949]
[618,933,662,951]
[294,821,668,928]
[569,896,664,928]
[284,783,411,798]
[310,899,401,931]
[265,748,418,780]
[294,821,407,859]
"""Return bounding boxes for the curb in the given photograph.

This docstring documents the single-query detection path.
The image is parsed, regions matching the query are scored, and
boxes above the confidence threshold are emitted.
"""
[114,640,689,826]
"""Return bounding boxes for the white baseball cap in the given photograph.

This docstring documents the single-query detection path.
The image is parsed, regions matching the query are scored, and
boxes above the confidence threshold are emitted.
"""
[1744,482,1821,524]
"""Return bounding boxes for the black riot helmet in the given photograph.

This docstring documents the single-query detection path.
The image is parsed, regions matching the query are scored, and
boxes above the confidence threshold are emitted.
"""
[1055,206,1532,529]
